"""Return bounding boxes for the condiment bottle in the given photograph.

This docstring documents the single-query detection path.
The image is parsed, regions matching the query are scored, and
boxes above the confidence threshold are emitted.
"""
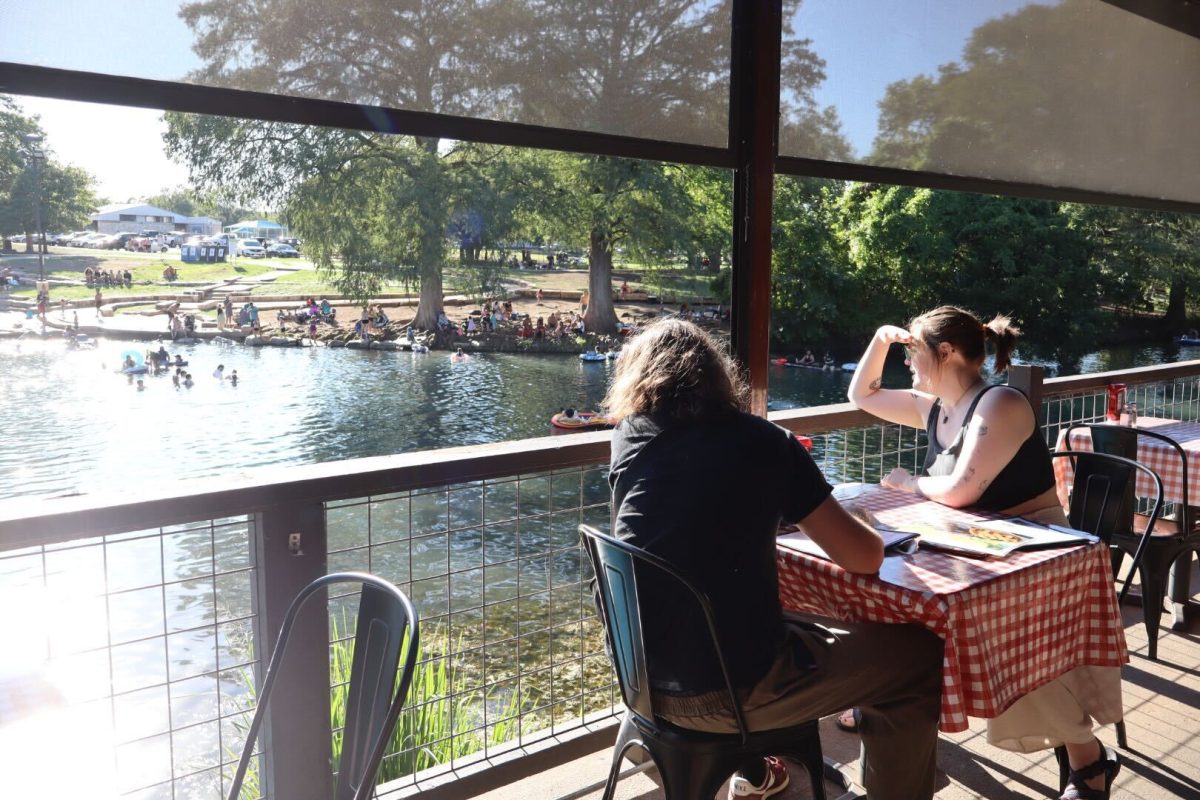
[1107,383,1127,422]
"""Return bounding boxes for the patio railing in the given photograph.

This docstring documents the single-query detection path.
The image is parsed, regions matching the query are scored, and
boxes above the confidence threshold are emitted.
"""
[2,360,1199,800]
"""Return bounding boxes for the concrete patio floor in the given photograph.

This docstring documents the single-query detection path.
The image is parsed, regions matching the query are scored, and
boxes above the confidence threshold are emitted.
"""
[468,593,1200,800]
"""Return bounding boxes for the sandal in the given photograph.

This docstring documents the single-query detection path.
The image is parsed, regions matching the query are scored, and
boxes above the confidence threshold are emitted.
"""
[1055,741,1120,800]
[833,707,860,733]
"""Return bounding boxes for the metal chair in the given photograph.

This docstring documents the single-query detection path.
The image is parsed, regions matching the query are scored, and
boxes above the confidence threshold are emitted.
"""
[1066,423,1197,660]
[579,524,834,800]
[227,572,420,800]
[1048,450,1162,789]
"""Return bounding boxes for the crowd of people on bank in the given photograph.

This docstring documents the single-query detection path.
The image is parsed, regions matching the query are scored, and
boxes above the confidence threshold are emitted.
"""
[84,267,132,288]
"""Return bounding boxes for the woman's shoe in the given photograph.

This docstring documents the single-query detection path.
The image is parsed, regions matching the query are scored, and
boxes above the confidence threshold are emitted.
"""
[1058,741,1120,800]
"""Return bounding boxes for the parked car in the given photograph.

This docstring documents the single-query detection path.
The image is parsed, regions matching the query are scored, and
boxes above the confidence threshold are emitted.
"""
[278,237,301,251]
[266,242,300,258]
[237,239,266,258]
[66,231,92,246]
[108,232,139,250]
[81,233,110,248]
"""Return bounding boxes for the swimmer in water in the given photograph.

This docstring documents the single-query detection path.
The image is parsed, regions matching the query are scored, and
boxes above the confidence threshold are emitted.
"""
[230,370,239,386]
[136,379,145,392]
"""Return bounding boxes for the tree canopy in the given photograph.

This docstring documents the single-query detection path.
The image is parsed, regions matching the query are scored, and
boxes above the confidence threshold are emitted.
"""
[0,97,98,245]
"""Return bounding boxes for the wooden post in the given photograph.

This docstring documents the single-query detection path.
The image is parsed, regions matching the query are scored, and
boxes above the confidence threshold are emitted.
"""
[729,0,782,417]
[1008,364,1045,424]
[253,502,332,800]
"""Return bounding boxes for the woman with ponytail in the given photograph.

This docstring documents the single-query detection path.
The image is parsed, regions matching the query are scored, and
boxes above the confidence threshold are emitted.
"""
[847,305,1058,516]
[845,305,1123,799]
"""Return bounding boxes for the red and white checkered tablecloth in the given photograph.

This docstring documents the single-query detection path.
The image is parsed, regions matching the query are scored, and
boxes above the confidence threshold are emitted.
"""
[1054,417,1200,506]
[775,485,1127,733]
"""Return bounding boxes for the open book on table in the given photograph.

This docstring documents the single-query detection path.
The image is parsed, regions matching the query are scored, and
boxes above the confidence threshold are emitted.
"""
[778,515,1097,561]
[892,518,1097,558]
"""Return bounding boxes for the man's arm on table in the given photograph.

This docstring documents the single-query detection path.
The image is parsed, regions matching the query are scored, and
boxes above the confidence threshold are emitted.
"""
[793,495,885,574]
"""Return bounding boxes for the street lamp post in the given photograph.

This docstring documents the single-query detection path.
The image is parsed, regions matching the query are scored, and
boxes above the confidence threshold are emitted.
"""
[23,134,46,283]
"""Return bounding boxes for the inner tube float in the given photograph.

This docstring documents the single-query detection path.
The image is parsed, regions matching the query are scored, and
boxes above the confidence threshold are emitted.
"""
[411,344,429,353]
[841,362,858,372]
[579,352,607,362]
[551,411,614,431]
[118,365,149,375]
[169,360,189,367]
[1176,336,1200,346]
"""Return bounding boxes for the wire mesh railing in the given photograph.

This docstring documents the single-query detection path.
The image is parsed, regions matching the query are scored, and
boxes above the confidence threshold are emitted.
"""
[0,517,259,800]
[1040,373,1200,447]
[324,464,617,791]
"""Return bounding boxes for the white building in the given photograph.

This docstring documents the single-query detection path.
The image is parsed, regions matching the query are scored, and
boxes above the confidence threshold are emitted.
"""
[88,204,222,236]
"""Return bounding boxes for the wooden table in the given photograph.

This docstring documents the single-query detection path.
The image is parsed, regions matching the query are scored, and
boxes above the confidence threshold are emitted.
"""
[775,485,1127,732]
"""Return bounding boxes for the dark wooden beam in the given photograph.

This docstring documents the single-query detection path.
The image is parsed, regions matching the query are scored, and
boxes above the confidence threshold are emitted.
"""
[0,62,734,169]
[1101,0,1200,40]
[777,155,1200,217]
[729,0,783,416]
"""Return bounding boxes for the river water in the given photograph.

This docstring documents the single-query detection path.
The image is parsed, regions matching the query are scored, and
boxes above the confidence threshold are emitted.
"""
[1,336,1194,501]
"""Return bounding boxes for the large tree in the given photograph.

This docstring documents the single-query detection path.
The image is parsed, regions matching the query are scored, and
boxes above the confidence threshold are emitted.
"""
[169,0,499,328]
[0,97,97,250]
[834,184,1101,366]
[868,0,1200,331]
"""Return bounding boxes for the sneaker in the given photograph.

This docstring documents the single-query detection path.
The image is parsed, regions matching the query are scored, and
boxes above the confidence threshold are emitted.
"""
[728,756,790,800]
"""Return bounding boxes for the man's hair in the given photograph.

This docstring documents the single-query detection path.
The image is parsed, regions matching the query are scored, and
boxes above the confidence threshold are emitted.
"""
[604,319,746,422]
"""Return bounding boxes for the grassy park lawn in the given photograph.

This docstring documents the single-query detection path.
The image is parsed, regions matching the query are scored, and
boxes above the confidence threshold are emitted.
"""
[10,249,277,298]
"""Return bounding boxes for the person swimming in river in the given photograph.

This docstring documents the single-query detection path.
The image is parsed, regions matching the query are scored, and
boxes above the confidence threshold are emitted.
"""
[823,352,836,370]
[123,355,136,370]
[229,370,239,386]
[173,355,185,366]
[136,379,145,392]
[798,349,816,366]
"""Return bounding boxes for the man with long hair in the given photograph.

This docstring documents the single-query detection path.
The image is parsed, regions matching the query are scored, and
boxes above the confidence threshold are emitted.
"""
[605,319,942,800]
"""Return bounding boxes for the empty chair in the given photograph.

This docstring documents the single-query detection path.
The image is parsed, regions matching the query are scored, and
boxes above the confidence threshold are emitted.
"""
[227,572,419,800]
[580,524,834,800]
[1049,450,1161,788]
[1066,423,1193,660]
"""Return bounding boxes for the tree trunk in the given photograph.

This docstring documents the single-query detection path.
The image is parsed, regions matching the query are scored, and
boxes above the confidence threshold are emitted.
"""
[413,264,444,331]
[411,144,448,331]
[23,231,34,254]
[1166,274,1188,331]
[704,247,721,273]
[584,228,619,334]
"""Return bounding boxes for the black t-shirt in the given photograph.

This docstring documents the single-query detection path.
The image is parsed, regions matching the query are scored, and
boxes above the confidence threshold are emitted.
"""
[608,411,832,694]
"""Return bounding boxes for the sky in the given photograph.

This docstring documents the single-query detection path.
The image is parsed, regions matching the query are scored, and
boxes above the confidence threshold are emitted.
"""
[6,0,1047,201]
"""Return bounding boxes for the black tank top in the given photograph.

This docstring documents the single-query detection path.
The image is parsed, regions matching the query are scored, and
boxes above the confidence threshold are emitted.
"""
[922,385,1054,512]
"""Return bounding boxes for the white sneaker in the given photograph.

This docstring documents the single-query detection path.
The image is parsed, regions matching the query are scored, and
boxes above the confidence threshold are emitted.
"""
[728,756,790,800]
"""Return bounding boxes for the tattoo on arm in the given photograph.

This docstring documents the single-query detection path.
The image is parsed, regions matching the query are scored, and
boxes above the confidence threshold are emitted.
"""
[979,478,991,491]
[869,378,882,391]
[977,423,989,436]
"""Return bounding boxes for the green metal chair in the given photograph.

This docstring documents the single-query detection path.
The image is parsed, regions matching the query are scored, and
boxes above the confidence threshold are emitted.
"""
[226,572,420,800]
[580,524,835,800]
